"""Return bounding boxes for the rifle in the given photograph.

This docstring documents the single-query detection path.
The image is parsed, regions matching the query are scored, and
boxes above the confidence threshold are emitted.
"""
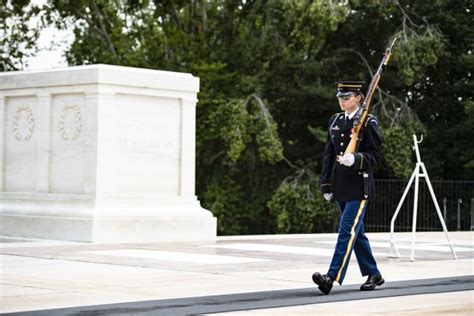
[339,37,398,160]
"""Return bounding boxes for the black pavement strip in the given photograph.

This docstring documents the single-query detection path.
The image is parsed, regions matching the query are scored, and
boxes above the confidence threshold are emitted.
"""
[3,275,473,316]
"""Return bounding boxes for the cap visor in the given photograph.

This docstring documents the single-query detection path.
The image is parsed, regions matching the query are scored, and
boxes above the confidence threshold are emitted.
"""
[336,91,354,97]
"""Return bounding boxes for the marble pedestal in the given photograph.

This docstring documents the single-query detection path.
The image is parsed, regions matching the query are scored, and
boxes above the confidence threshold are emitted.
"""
[0,64,216,242]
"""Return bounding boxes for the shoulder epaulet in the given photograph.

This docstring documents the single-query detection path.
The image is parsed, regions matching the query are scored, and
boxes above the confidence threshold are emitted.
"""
[329,112,344,125]
[365,114,379,127]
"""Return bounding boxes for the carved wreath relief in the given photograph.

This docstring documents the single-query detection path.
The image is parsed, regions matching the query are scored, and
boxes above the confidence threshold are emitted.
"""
[58,104,82,141]
[12,106,35,141]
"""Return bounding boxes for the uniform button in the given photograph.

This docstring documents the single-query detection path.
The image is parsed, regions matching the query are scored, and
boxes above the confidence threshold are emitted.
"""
[350,134,353,138]
[358,172,362,175]
[340,142,344,146]
[341,133,344,137]
[340,152,343,155]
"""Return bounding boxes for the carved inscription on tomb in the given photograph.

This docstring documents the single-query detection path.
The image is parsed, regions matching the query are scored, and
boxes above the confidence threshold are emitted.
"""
[113,118,180,177]
[12,106,34,141]
[58,104,82,141]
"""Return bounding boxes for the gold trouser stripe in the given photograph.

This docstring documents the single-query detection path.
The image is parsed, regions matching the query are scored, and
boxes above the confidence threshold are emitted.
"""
[335,200,366,283]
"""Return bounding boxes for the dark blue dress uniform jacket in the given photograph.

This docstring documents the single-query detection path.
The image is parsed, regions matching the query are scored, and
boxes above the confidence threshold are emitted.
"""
[319,112,382,202]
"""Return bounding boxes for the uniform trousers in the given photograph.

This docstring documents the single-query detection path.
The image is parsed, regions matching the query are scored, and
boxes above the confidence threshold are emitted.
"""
[327,200,380,284]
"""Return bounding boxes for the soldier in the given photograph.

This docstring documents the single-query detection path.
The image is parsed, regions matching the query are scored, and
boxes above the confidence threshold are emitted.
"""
[312,81,384,295]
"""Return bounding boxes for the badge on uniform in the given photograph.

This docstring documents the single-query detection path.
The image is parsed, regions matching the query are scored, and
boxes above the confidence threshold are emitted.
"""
[331,126,340,130]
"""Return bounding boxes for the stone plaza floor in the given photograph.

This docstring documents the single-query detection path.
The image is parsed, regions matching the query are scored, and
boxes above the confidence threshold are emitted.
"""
[0,232,473,315]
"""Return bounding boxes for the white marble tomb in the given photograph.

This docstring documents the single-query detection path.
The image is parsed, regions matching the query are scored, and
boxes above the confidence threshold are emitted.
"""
[0,64,217,242]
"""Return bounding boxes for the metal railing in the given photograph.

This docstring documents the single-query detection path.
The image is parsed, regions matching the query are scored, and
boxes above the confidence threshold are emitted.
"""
[365,179,474,232]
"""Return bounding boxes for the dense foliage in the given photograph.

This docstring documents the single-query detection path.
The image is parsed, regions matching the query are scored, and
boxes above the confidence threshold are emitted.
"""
[2,0,472,235]
[0,0,41,70]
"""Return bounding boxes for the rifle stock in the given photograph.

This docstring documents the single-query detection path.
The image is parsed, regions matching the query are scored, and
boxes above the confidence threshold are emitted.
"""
[342,37,397,158]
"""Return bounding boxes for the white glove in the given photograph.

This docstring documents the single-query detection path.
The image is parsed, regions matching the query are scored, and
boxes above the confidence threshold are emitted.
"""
[323,193,333,201]
[340,153,355,167]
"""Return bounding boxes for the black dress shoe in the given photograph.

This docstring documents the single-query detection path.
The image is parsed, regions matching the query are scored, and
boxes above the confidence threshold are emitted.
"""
[312,272,334,295]
[360,274,385,291]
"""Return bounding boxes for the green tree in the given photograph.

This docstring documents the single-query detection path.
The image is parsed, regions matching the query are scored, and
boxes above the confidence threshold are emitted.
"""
[0,0,42,70]
[405,0,474,180]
